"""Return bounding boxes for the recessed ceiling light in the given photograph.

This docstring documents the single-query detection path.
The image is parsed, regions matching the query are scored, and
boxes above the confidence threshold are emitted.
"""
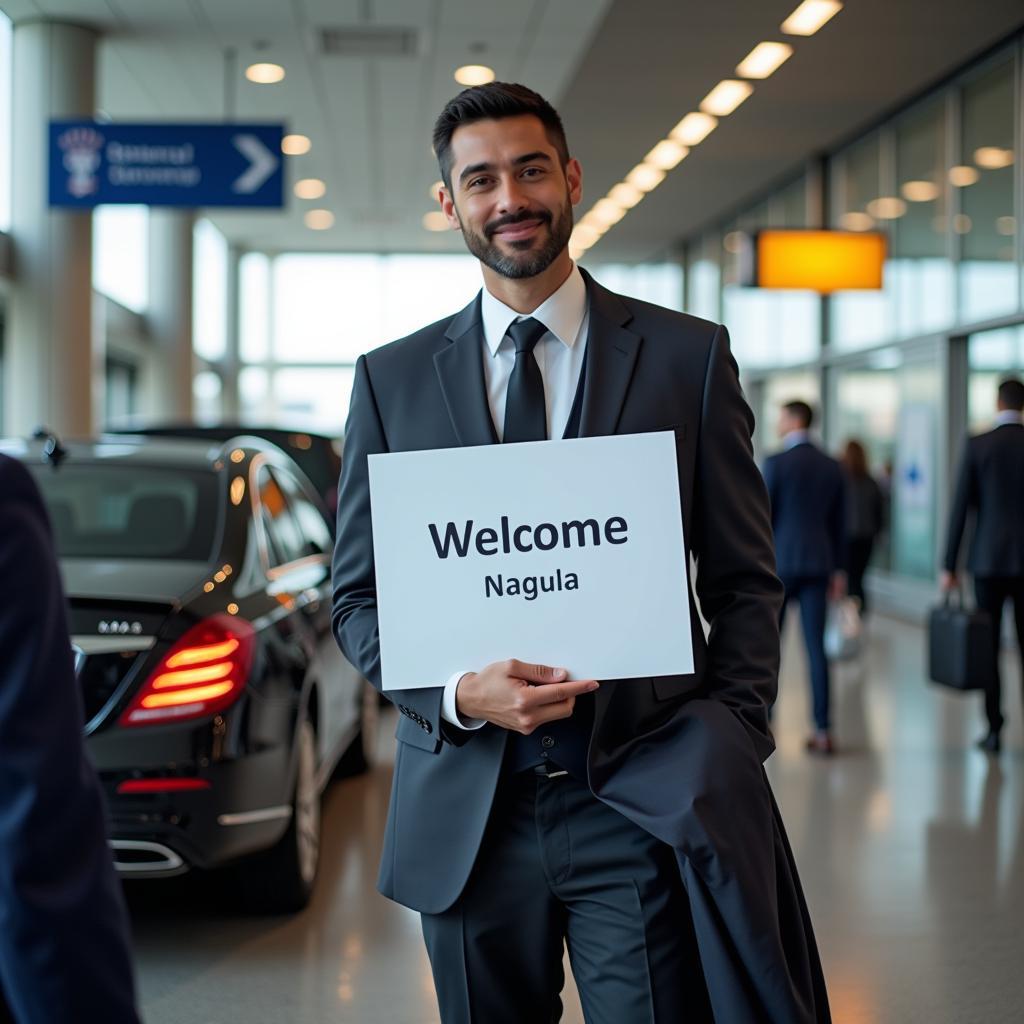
[781,1,843,37]
[736,42,793,79]
[294,178,326,200]
[953,214,972,234]
[422,211,449,232]
[974,147,1014,170]
[901,180,940,202]
[949,165,980,187]
[625,163,666,193]
[429,180,445,200]
[996,216,1015,236]
[282,134,311,155]
[608,182,644,209]
[454,65,495,86]
[304,209,334,230]
[246,62,285,84]
[699,80,754,117]
[670,112,717,146]
[866,197,907,219]
[839,211,875,231]
[645,139,689,171]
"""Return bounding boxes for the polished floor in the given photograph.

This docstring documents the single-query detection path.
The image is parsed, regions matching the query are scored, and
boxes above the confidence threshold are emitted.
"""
[127,616,1024,1023]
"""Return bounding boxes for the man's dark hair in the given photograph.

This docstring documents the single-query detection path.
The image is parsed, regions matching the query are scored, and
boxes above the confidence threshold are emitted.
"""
[783,400,814,429]
[997,377,1024,411]
[432,82,570,191]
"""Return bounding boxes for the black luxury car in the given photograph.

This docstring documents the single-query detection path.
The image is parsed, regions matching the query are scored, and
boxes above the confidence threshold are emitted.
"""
[110,424,342,524]
[2,433,373,913]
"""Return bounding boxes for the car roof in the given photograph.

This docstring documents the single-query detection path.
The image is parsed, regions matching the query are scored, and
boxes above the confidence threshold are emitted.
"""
[0,433,293,471]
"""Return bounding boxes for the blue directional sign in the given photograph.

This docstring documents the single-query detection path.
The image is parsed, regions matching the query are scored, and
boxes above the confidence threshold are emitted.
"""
[49,121,284,208]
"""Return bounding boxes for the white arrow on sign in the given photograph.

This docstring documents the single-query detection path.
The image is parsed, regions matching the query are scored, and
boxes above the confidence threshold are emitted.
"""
[232,134,279,194]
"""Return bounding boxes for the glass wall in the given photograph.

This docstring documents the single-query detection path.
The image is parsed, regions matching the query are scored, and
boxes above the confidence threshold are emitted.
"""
[891,98,954,336]
[958,57,1018,323]
[687,34,1023,600]
[0,10,11,233]
[193,219,229,363]
[968,324,1024,431]
[92,206,149,312]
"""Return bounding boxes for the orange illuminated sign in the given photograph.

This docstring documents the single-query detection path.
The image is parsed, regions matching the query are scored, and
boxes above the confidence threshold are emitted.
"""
[756,230,886,293]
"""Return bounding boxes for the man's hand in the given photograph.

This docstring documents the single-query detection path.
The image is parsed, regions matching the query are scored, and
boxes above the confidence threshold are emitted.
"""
[828,571,847,603]
[455,659,599,735]
[939,570,958,593]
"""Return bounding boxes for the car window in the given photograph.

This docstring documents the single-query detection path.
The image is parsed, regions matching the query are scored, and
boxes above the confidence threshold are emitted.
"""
[29,464,218,561]
[274,468,332,556]
[255,465,307,566]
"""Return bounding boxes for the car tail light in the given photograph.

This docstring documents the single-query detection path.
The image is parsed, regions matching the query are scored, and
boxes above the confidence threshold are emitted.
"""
[119,615,256,727]
[117,778,211,794]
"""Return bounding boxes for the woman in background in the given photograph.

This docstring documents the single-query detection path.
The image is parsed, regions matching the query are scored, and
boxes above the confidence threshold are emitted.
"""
[841,440,884,615]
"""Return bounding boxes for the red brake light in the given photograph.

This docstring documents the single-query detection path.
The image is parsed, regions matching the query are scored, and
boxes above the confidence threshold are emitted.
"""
[119,615,256,727]
[117,778,211,794]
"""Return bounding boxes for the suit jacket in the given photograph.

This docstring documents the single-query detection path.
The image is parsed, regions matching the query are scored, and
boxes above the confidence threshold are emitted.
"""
[331,269,783,913]
[944,422,1024,576]
[0,456,140,1024]
[762,442,847,579]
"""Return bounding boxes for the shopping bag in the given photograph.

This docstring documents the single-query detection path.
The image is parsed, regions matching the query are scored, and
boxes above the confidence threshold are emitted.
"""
[927,591,993,692]
[825,597,863,661]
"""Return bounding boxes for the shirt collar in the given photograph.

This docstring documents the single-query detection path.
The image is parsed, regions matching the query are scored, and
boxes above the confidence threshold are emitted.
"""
[480,263,587,357]
[995,410,1023,426]
[783,429,810,450]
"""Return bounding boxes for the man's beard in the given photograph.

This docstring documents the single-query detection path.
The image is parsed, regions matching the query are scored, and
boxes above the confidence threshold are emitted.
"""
[458,202,574,280]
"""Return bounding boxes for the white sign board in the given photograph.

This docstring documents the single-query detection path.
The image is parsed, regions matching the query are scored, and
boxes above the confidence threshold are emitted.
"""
[368,432,693,691]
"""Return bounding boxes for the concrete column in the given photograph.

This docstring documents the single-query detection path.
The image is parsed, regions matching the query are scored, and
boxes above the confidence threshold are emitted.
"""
[5,20,97,438]
[146,209,195,421]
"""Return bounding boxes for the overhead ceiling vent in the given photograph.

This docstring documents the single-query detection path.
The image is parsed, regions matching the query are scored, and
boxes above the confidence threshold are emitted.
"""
[316,26,419,59]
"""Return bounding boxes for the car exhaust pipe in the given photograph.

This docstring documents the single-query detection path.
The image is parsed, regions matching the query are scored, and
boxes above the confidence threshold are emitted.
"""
[109,839,187,877]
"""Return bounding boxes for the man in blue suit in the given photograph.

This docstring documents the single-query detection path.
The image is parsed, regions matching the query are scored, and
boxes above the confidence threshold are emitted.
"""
[763,401,847,754]
[0,455,141,1024]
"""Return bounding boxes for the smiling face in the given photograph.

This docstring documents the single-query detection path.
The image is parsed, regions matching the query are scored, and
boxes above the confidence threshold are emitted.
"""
[439,114,582,280]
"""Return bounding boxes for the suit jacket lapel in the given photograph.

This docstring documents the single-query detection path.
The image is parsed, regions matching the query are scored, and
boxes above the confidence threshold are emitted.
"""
[434,294,499,447]
[577,268,642,438]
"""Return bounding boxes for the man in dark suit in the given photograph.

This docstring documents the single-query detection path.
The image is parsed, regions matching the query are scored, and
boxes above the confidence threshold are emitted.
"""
[941,377,1024,754]
[0,455,141,1024]
[333,83,829,1023]
[762,401,846,755]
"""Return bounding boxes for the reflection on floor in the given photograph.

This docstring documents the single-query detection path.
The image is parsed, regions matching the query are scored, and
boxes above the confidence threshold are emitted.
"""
[128,616,1024,1024]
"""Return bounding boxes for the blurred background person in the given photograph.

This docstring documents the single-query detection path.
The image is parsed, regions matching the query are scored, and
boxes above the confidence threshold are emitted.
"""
[763,401,847,756]
[0,454,141,1024]
[941,377,1024,755]
[840,440,884,616]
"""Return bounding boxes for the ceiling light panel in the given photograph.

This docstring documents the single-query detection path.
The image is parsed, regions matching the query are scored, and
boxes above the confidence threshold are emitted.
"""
[670,112,717,146]
[781,1,843,37]
[699,80,754,117]
[736,42,793,79]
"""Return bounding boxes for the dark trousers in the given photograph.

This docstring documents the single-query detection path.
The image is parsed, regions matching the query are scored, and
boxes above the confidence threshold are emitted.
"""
[846,536,875,613]
[421,770,713,1024]
[779,576,831,731]
[973,576,1024,735]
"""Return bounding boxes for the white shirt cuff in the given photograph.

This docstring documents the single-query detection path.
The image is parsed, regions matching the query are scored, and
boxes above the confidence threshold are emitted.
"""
[442,671,486,730]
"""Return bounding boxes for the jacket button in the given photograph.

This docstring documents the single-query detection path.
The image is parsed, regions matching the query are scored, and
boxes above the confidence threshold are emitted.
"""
[542,735,555,749]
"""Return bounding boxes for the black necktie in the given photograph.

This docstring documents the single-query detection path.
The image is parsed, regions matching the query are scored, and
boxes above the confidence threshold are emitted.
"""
[503,317,548,443]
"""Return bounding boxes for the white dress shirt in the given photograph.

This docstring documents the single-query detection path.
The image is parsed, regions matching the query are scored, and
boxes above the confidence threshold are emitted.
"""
[995,410,1023,427]
[441,264,590,729]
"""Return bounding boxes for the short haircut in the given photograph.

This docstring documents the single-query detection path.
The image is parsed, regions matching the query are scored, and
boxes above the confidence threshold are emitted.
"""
[997,377,1024,411]
[782,400,814,429]
[432,82,570,191]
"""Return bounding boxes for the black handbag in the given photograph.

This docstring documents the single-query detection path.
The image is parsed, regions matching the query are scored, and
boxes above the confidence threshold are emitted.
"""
[927,590,994,692]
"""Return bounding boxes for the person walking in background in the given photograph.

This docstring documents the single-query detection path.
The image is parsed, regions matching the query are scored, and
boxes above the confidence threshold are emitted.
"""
[941,377,1024,755]
[840,440,884,615]
[0,455,141,1024]
[763,401,847,755]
